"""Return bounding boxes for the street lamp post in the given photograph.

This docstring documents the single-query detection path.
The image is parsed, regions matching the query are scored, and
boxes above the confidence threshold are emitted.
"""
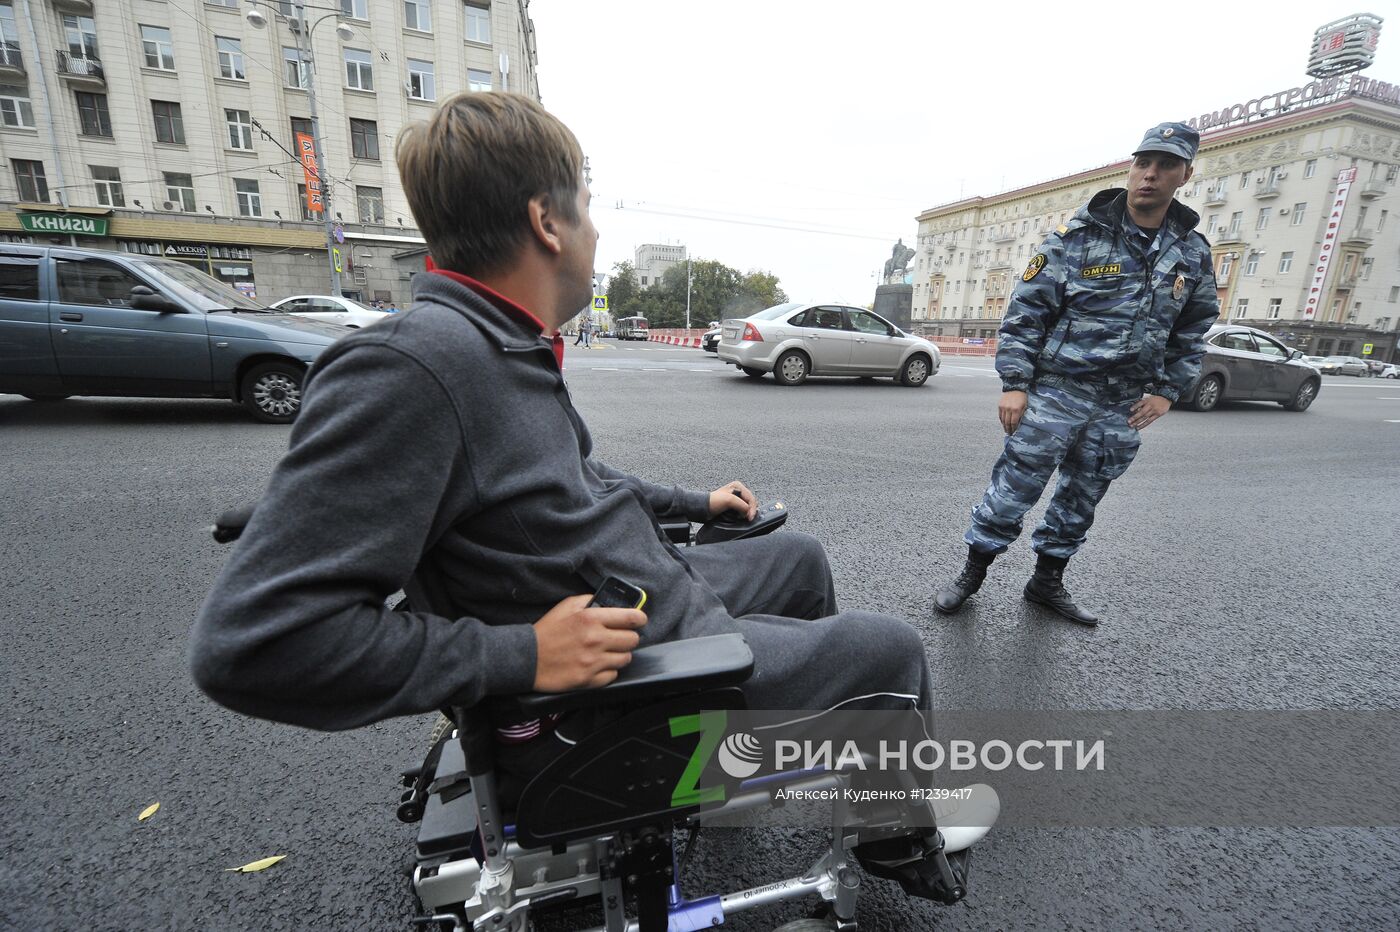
[246,0,352,297]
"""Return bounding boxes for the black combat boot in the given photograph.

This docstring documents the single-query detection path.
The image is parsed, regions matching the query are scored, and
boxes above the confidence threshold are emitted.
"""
[1023,553,1098,625]
[934,547,996,615]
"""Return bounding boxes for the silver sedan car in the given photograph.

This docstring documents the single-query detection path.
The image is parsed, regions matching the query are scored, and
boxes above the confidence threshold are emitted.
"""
[269,294,391,329]
[717,302,940,386]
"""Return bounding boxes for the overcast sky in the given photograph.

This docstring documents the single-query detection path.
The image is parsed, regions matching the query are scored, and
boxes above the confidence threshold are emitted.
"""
[529,2,1399,306]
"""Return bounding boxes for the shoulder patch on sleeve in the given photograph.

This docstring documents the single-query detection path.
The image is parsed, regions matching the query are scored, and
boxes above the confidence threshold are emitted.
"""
[1056,224,1069,234]
[1022,254,1048,282]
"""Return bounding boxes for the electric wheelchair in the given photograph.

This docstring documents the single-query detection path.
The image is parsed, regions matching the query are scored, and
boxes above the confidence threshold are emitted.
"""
[211,502,993,932]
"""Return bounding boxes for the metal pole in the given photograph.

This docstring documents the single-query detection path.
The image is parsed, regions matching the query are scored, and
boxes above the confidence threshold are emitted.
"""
[684,254,691,333]
[294,0,342,297]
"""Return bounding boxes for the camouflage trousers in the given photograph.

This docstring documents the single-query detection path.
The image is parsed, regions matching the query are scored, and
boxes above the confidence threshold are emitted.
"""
[964,382,1142,560]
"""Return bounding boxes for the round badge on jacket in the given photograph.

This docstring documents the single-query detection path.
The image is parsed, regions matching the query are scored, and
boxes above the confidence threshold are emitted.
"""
[1173,274,1186,300]
[1023,254,1047,282]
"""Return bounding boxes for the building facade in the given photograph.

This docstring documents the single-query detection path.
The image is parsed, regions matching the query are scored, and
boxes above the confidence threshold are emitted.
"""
[634,242,686,288]
[912,80,1400,363]
[0,0,538,304]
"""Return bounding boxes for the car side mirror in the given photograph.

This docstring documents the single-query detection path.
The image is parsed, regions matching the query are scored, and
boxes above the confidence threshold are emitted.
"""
[1288,349,1303,361]
[129,285,183,313]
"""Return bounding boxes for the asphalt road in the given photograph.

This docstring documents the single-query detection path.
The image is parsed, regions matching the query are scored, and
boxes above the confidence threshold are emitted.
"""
[2,343,1398,932]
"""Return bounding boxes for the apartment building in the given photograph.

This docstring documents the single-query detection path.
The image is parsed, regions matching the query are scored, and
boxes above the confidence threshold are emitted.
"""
[912,76,1400,363]
[634,242,686,288]
[0,0,538,303]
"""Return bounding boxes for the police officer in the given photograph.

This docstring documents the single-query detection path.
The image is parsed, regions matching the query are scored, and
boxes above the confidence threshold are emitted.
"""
[934,122,1220,625]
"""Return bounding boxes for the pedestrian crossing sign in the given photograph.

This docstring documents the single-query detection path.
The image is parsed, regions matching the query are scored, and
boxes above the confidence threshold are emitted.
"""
[1362,343,1373,355]
[593,295,608,311]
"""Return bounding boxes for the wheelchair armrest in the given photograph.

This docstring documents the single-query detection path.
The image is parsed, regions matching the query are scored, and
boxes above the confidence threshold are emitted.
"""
[489,633,753,722]
[659,519,692,545]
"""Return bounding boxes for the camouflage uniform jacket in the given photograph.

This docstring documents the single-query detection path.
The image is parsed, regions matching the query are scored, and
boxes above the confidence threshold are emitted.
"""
[996,188,1219,403]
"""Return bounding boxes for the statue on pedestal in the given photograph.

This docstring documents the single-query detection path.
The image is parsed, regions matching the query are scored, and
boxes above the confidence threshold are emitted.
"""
[883,239,916,283]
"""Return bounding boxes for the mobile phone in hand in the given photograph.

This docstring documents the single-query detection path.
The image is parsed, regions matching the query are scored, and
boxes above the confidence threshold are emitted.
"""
[589,577,647,611]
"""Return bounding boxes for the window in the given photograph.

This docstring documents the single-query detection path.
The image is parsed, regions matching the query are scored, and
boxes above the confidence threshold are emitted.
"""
[55,257,144,307]
[151,100,185,144]
[164,171,195,211]
[0,254,40,301]
[283,46,308,88]
[12,158,45,201]
[467,67,491,92]
[1214,331,1254,352]
[1206,213,1219,235]
[1239,171,1250,190]
[404,0,431,30]
[1362,257,1374,280]
[1304,159,1317,178]
[465,4,490,43]
[225,108,252,149]
[205,0,238,7]
[1253,334,1288,359]
[1268,298,1282,319]
[63,14,97,59]
[1218,254,1234,281]
[140,25,174,70]
[290,115,313,143]
[1233,298,1248,318]
[297,183,322,221]
[345,48,373,90]
[849,310,891,335]
[75,92,112,137]
[349,118,379,159]
[0,85,33,128]
[1244,252,1259,276]
[1379,209,1388,232]
[91,165,124,207]
[234,178,261,216]
[1388,165,1399,183]
[356,184,383,223]
[1389,286,1399,303]
[1291,203,1306,226]
[1256,208,1270,231]
[407,58,435,100]
[1278,251,1294,274]
[0,5,19,69]
[216,37,245,79]
[341,0,367,18]
[1227,211,1242,236]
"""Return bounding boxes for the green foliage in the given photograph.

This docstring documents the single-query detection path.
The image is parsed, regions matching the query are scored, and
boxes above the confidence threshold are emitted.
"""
[604,257,787,329]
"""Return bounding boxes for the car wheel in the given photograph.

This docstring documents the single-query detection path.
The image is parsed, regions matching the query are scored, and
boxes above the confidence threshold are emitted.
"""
[774,350,809,386]
[241,361,305,424]
[1283,378,1318,412]
[20,393,70,401]
[1188,374,1223,411]
[741,366,766,379]
[898,353,932,387]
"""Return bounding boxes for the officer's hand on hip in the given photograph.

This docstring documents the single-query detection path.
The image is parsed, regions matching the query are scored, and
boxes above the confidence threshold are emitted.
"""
[999,390,1028,435]
[1129,394,1172,430]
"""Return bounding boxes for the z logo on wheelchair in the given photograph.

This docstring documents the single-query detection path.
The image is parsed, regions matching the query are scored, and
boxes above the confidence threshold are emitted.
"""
[669,710,763,806]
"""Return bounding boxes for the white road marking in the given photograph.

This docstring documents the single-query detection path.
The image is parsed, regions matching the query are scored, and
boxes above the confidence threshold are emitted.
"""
[688,368,712,372]
[1386,420,1400,424]
[642,367,666,371]
[592,367,620,371]
[1377,397,1400,400]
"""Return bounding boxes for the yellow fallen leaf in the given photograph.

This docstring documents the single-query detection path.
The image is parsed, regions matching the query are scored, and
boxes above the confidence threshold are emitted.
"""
[225,855,287,873]
[137,803,160,821]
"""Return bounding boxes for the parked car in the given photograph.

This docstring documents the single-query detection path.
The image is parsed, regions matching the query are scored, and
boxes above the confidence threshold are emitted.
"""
[1179,324,1322,412]
[1315,356,1370,377]
[1364,358,1388,376]
[268,294,390,329]
[1381,363,1400,379]
[1302,355,1326,368]
[0,244,345,422]
[717,302,940,386]
[701,326,722,353]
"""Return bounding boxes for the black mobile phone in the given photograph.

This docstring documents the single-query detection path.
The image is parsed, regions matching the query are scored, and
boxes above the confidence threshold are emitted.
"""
[589,576,648,611]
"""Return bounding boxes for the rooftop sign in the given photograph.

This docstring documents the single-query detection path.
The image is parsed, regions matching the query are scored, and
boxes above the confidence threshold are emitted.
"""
[1187,72,1398,134]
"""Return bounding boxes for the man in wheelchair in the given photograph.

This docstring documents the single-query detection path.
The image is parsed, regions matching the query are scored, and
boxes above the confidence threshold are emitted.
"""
[190,92,996,931]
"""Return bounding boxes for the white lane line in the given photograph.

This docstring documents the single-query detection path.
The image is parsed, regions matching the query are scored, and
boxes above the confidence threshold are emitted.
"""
[1386,420,1400,424]
[688,368,713,372]
[642,367,667,371]
[1377,397,1400,400]
[592,367,620,371]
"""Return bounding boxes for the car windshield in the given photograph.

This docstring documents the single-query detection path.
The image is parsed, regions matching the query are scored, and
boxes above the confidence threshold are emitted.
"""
[748,302,805,321]
[1322,357,1347,363]
[137,258,266,312]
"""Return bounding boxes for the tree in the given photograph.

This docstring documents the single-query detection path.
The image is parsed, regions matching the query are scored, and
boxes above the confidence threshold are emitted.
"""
[735,270,788,317]
[606,261,640,318]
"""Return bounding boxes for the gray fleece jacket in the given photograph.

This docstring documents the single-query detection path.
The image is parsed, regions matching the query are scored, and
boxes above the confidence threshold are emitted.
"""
[189,272,727,730]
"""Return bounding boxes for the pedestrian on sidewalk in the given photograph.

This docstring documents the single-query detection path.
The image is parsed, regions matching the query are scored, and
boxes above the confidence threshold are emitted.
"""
[932,122,1218,626]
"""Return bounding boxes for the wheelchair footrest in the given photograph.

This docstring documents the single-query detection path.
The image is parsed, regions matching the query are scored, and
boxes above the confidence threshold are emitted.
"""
[853,832,969,905]
[415,736,480,861]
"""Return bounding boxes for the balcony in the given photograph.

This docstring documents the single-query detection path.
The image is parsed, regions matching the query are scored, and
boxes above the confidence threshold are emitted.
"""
[1335,273,1359,290]
[55,50,104,85]
[50,0,94,11]
[1253,182,1282,199]
[1214,228,1246,245]
[1358,180,1387,199]
[0,43,23,77]
[987,230,1015,244]
[1204,189,1228,207]
[1341,226,1375,246]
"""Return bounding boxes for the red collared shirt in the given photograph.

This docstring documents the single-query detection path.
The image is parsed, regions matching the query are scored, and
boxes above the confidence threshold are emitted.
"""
[428,269,565,370]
